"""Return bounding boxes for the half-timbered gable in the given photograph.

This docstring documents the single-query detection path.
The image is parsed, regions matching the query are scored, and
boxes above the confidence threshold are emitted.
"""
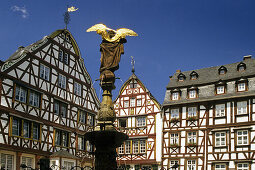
[114,73,162,170]
[0,29,99,170]
[162,55,255,170]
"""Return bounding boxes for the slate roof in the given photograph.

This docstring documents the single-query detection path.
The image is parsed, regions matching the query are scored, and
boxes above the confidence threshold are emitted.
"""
[51,150,79,159]
[167,56,255,89]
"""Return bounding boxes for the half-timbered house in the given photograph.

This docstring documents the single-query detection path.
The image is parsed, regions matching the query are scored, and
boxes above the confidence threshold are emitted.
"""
[0,29,100,170]
[162,55,255,170]
[114,73,162,170]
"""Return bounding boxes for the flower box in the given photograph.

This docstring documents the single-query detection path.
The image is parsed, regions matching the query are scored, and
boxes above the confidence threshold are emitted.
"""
[170,143,179,148]
[187,143,197,147]
[187,116,198,121]
[170,118,180,123]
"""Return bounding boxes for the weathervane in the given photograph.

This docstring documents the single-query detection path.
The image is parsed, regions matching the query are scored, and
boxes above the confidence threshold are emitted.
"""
[131,56,135,73]
[64,6,78,29]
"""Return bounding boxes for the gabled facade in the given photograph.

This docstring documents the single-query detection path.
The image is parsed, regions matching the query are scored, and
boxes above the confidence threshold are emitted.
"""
[162,56,255,170]
[114,73,162,170]
[0,29,100,170]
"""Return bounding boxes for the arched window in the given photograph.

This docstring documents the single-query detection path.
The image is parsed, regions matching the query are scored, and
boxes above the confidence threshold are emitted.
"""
[218,66,227,75]
[190,71,198,80]
[237,62,246,72]
[177,73,186,81]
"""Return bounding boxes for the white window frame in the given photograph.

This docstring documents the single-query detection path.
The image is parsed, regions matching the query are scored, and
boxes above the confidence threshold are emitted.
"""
[237,163,249,170]
[136,117,146,127]
[237,101,247,115]
[63,161,74,170]
[169,160,179,170]
[188,107,197,117]
[171,109,179,119]
[58,74,66,89]
[237,130,249,145]
[217,86,225,94]
[140,140,146,153]
[238,82,246,92]
[1,153,14,170]
[74,82,82,96]
[187,160,196,170]
[119,144,124,154]
[124,101,129,108]
[170,133,179,145]
[15,86,27,103]
[216,104,225,117]
[133,140,139,154]
[87,114,94,126]
[79,110,86,124]
[23,120,30,138]
[215,163,226,170]
[29,90,40,107]
[172,92,179,100]
[189,90,197,99]
[215,132,226,147]
[187,132,197,144]
[125,141,131,154]
[21,156,33,170]
[40,64,50,81]
[78,136,85,150]
[130,98,135,107]
[137,99,142,106]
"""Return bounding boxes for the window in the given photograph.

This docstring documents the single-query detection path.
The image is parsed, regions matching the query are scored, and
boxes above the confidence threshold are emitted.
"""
[237,63,246,72]
[238,82,246,92]
[119,144,124,154]
[178,73,186,81]
[215,132,226,147]
[64,53,69,64]
[216,104,225,117]
[119,118,127,128]
[0,153,14,170]
[188,107,197,117]
[125,141,131,154]
[219,66,227,75]
[215,164,226,170]
[187,160,196,170]
[169,160,179,170]
[238,66,245,71]
[54,100,67,118]
[136,117,146,127]
[79,110,86,124]
[63,161,74,170]
[237,130,248,145]
[217,86,225,94]
[78,136,85,150]
[133,140,139,154]
[54,129,69,147]
[140,140,146,153]
[130,79,137,88]
[187,132,197,145]
[170,133,179,146]
[171,109,179,118]
[59,50,69,65]
[87,114,94,126]
[15,85,27,103]
[130,98,135,107]
[189,90,197,99]
[190,71,198,80]
[137,99,142,106]
[172,92,179,100]
[58,74,66,89]
[11,117,40,140]
[237,163,249,170]
[86,141,93,152]
[124,101,129,108]
[29,90,40,107]
[74,82,81,96]
[237,101,247,115]
[40,64,50,81]
[21,156,33,170]
[59,50,63,61]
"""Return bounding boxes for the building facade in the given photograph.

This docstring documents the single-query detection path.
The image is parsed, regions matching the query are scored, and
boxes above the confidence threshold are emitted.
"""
[0,29,100,170]
[114,73,162,170]
[162,56,255,170]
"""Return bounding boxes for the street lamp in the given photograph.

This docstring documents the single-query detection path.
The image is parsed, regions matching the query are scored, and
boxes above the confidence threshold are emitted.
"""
[171,163,179,170]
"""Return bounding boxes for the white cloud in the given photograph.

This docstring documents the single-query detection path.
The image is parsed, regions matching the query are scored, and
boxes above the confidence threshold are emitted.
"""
[11,6,29,18]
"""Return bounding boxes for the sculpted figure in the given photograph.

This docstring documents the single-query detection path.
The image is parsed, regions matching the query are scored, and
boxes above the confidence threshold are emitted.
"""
[87,24,137,82]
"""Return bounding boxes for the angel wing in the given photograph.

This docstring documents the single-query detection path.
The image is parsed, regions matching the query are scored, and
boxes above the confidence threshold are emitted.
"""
[86,24,112,32]
[110,28,138,42]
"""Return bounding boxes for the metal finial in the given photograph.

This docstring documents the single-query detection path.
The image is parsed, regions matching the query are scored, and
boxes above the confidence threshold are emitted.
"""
[64,11,70,29]
[131,56,135,73]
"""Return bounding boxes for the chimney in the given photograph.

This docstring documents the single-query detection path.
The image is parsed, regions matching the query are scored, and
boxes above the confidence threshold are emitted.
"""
[176,70,181,73]
[243,55,252,60]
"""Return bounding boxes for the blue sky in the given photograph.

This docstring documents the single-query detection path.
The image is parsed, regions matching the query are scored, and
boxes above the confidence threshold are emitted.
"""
[1,0,255,103]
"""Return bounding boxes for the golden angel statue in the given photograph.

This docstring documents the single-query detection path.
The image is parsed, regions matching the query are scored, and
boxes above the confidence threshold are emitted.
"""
[87,24,138,78]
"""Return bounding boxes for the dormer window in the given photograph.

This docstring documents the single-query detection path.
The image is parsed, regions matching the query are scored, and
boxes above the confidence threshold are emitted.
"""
[172,92,179,100]
[177,73,186,82]
[236,78,248,92]
[190,71,198,80]
[218,66,227,75]
[215,80,226,95]
[237,62,246,72]
[188,87,198,99]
